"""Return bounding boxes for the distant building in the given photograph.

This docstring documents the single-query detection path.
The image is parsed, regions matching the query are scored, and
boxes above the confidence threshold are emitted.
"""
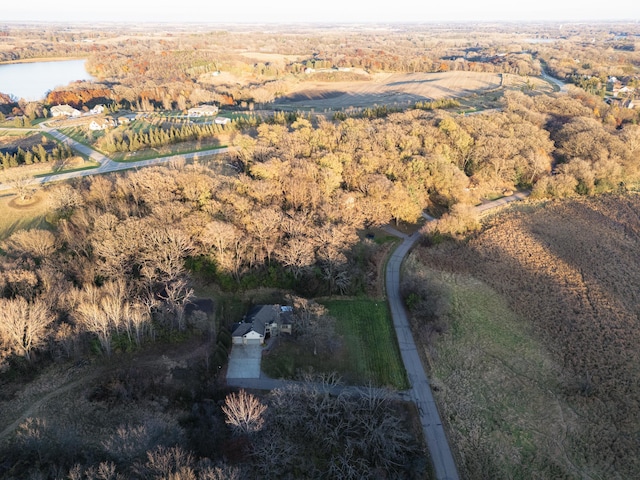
[214,116,231,125]
[50,105,81,118]
[117,113,137,125]
[187,104,219,117]
[90,104,105,115]
[88,117,116,131]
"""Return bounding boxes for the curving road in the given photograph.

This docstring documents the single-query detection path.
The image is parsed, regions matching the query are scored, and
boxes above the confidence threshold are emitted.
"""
[540,67,568,93]
[0,126,230,192]
[385,191,529,480]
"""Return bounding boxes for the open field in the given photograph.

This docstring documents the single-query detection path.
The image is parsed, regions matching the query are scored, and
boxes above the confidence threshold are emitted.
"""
[273,71,502,110]
[406,193,640,479]
[0,157,98,185]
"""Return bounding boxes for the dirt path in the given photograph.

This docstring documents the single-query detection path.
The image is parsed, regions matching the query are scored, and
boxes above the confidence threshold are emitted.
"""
[0,339,213,445]
[0,368,101,443]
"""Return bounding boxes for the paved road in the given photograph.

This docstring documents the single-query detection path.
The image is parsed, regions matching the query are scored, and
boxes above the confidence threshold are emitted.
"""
[386,230,459,480]
[0,126,230,192]
[541,69,568,93]
[385,191,530,480]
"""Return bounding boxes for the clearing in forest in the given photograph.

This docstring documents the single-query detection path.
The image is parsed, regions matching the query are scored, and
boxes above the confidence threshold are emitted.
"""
[274,71,503,109]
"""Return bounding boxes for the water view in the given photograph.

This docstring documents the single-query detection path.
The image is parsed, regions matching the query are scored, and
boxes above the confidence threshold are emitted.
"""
[0,59,93,101]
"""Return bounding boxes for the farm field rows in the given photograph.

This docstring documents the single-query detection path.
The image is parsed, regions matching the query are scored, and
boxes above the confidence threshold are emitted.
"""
[274,71,502,109]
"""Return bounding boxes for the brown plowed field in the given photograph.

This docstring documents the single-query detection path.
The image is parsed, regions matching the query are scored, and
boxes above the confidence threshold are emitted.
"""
[415,193,640,478]
[274,71,502,109]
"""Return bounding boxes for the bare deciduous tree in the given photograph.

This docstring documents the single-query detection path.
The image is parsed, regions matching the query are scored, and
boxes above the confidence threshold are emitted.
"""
[222,390,267,436]
[159,276,194,331]
[0,296,53,361]
[276,237,315,279]
[135,445,195,479]
[76,297,112,356]
[3,229,56,260]
[9,172,38,201]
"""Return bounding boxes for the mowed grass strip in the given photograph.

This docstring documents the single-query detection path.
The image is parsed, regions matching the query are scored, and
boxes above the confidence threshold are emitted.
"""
[322,299,408,389]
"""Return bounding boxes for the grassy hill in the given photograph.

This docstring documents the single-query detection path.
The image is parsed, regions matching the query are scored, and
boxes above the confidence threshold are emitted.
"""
[404,193,640,479]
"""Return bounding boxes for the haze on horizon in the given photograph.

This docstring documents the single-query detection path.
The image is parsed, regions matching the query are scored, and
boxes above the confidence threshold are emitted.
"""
[4,0,640,24]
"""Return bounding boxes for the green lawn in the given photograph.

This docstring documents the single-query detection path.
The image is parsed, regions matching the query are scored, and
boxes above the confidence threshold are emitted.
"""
[263,298,408,389]
[0,129,35,136]
[324,299,408,389]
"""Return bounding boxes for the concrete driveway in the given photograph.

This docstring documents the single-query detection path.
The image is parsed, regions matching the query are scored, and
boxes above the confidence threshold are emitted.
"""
[226,345,262,379]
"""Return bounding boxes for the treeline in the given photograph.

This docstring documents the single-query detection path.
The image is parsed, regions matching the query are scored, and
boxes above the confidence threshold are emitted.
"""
[415,98,462,111]
[96,121,232,153]
[0,142,73,169]
[45,86,112,110]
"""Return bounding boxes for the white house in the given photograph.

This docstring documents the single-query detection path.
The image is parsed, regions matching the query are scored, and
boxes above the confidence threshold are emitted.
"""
[88,117,116,131]
[214,116,231,125]
[50,105,81,118]
[90,104,105,115]
[187,104,219,117]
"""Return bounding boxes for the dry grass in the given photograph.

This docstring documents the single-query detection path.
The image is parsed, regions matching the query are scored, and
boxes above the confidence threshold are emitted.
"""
[0,191,52,240]
[274,71,502,109]
[409,193,640,479]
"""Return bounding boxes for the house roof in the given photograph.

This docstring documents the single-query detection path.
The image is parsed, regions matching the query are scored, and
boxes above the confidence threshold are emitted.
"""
[247,305,279,325]
[232,321,265,338]
[232,304,291,338]
[51,104,80,115]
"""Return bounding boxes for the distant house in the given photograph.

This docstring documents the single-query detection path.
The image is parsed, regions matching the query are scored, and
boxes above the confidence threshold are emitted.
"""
[50,105,81,118]
[90,104,105,115]
[117,113,137,125]
[188,104,219,117]
[88,117,116,131]
[231,305,293,345]
[214,116,231,125]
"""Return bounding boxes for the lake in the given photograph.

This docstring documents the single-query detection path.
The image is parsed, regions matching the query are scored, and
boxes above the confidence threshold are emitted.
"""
[0,59,94,102]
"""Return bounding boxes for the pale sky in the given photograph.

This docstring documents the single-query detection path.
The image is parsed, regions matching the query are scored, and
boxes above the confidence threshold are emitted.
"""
[3,0,640,23]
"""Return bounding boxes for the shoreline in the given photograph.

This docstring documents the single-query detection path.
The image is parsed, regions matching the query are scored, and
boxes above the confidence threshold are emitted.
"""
[0,56,88,65]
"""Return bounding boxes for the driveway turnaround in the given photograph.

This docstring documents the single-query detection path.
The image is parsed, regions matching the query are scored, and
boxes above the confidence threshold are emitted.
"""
[226,345,262,379]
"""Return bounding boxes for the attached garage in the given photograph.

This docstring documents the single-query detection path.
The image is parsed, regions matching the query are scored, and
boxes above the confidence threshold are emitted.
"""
[242,330,264,345]
[231,320,265,345]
